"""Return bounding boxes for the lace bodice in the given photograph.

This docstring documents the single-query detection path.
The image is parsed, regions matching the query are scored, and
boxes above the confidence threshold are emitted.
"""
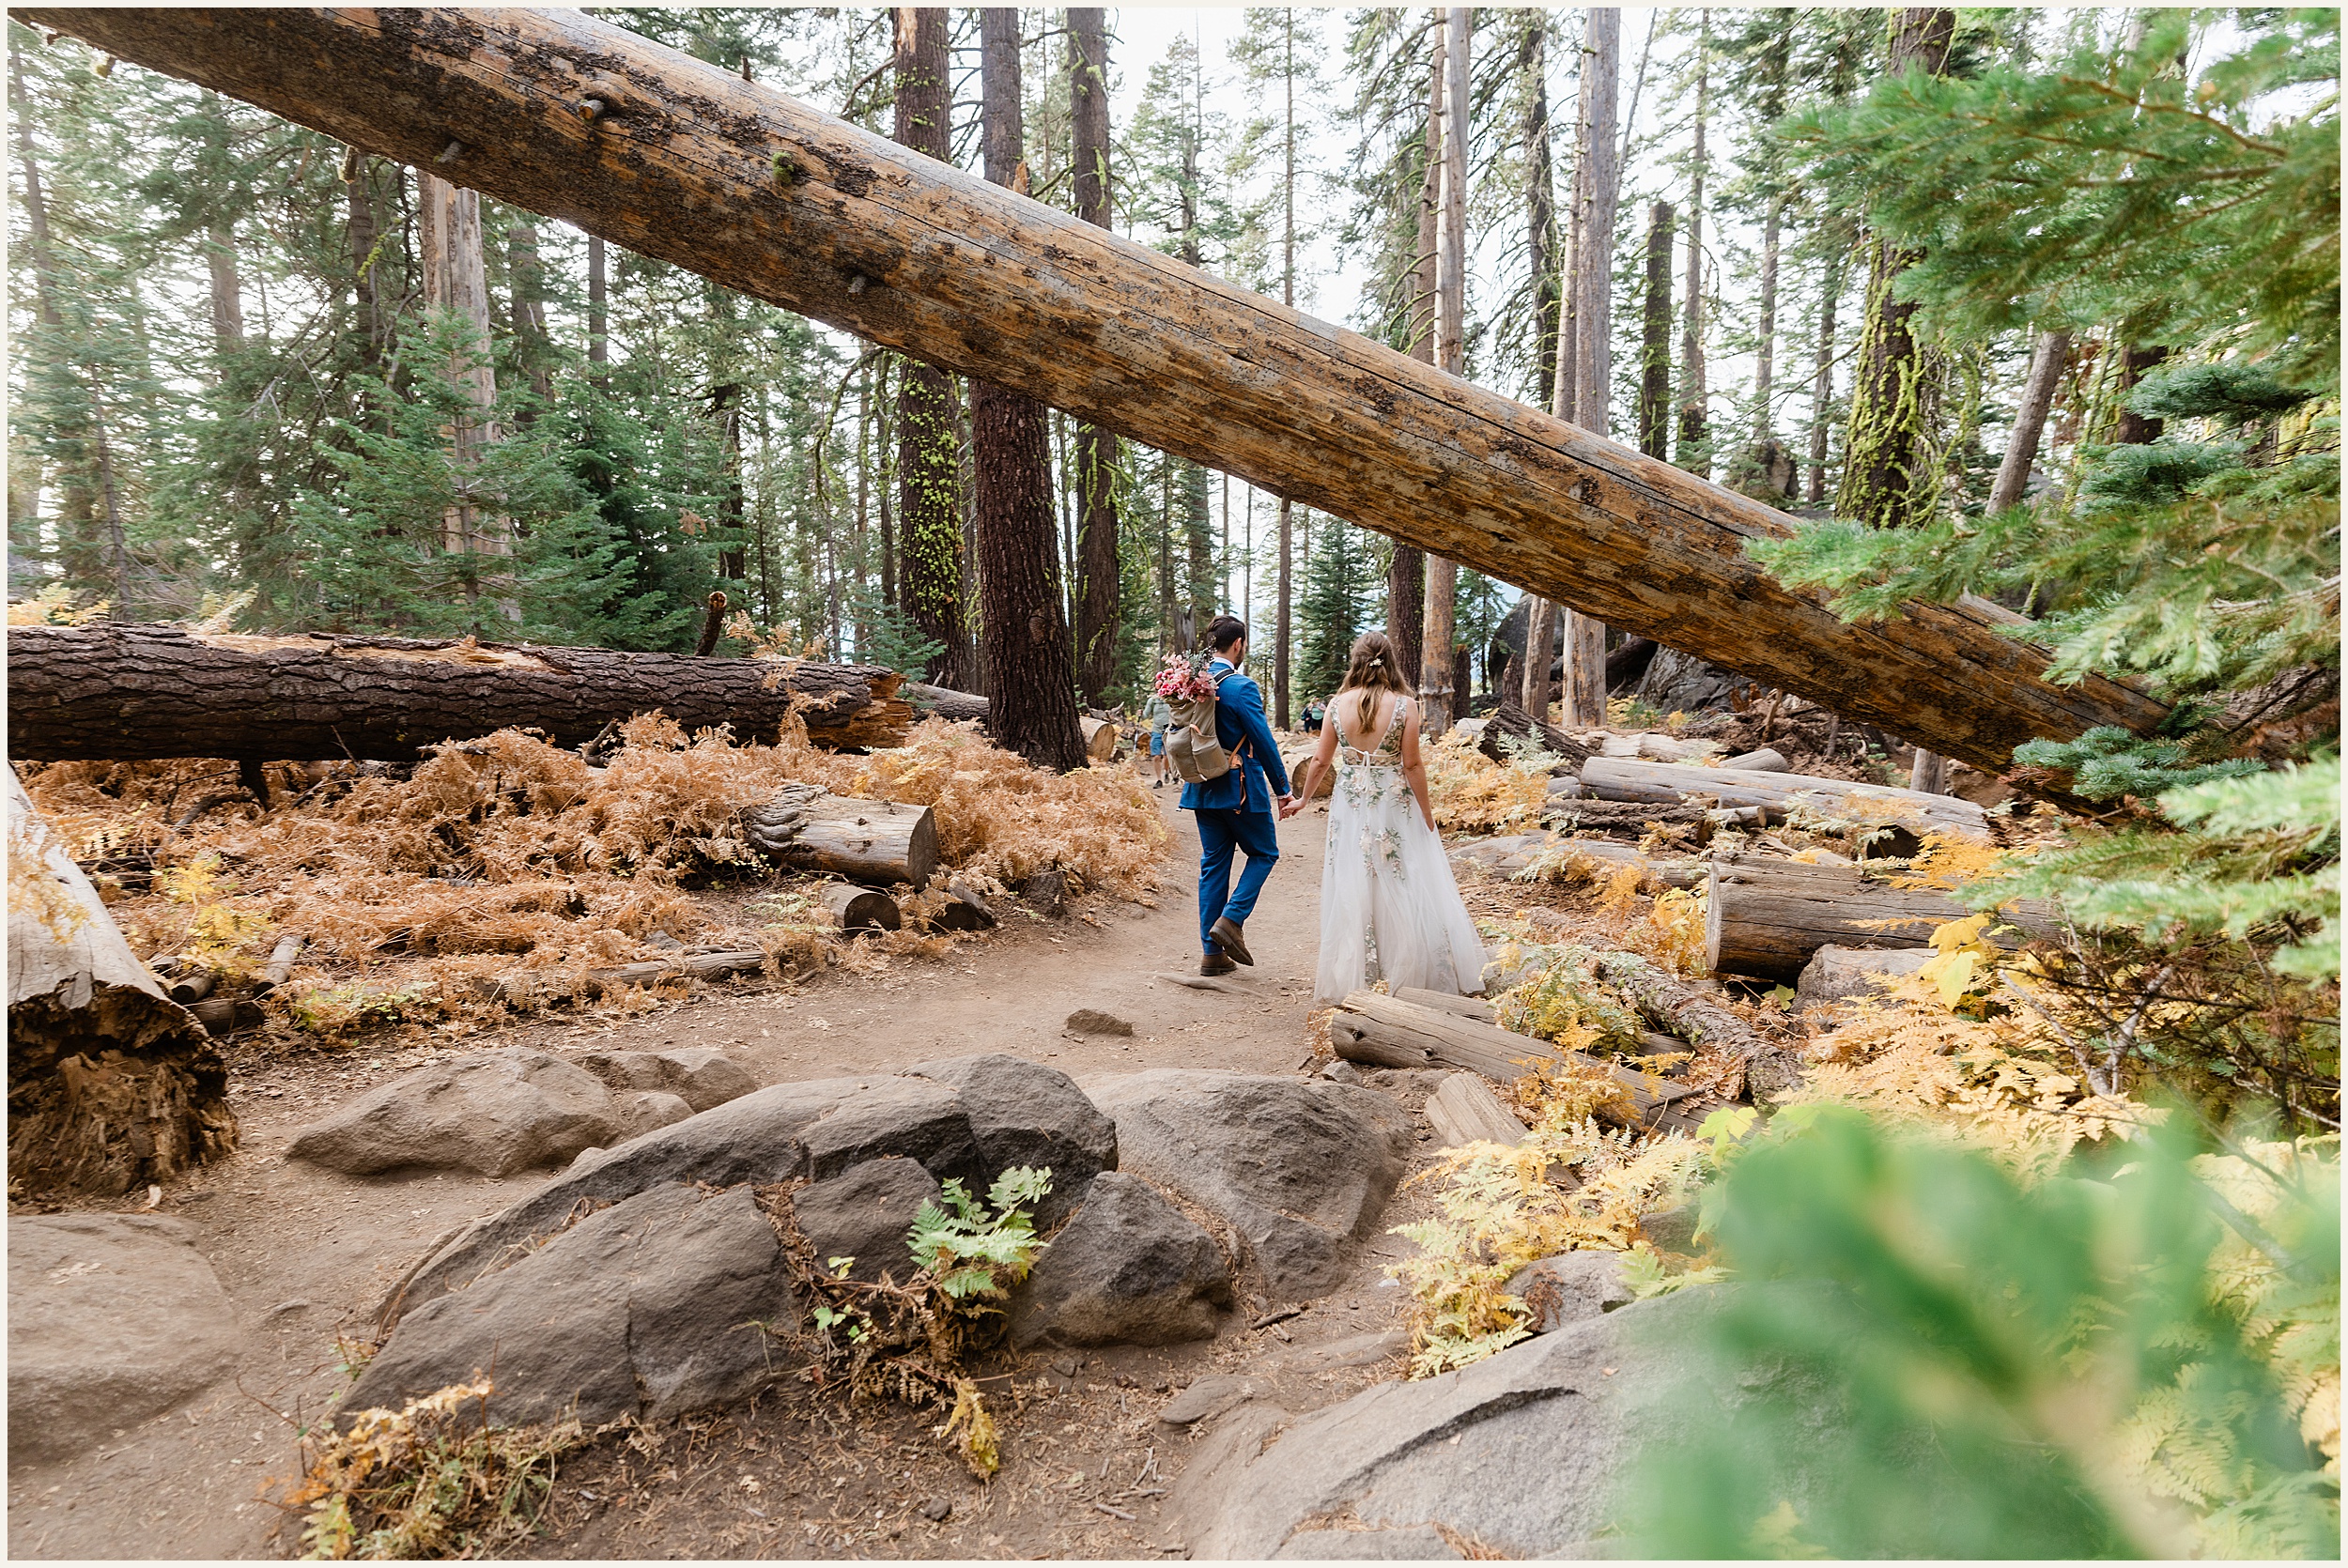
[1332,694,1410,767]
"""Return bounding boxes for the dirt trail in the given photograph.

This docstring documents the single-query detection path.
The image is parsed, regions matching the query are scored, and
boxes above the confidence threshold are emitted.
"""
[9,788,1442,1561]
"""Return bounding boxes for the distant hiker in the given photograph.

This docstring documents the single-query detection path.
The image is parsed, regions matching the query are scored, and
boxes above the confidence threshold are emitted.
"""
[1142,690,1174,789]
[1161,617,1291,977]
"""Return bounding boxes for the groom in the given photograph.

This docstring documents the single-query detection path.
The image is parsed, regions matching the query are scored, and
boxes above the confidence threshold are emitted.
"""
[1181,616,1291,977]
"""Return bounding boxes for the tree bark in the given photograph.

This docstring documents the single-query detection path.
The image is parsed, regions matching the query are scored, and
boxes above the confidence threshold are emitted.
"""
[1067,8,1120,706]
[1522,597,1558,718]
[1752,192,1780,443]
[892,7,968,689]
[27,6,2171,775]
[1419,6,1471,734]
[507,216,553,407]
[1988,329,2071,514]
[971,10,1086,772]
[2112,342,2170,445]
[1522,14,1561,407]
[8,768,238,1197]
[8,623,918,761]
[1638,201,1673,458]
[1704,856,2054,982]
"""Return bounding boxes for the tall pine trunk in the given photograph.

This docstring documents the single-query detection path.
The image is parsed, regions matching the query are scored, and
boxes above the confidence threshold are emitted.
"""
[892,7,969,688]
[1805,251,1841,505]
[973,9,1085,770]
[1390,11,1444,697]
[415,168,515,622]
[507,219,552,407]
[586,232,608,384]
[1835,8,1954,533]
[1752,194,1781,446]
[1273,8,1300,726]
[1675,9,1709,472]
[1517,11,1557,715]
[1638,201,1674,458]
[1988,329,2071,514]
[1560,7,1619,730]
[1068,8,1120,705]
[1418,5,1469,733]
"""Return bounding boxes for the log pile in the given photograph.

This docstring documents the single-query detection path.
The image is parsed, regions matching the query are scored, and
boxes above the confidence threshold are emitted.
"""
[1578,756,1992,840]
[1704,857,2056,982]
[8,623,916,761]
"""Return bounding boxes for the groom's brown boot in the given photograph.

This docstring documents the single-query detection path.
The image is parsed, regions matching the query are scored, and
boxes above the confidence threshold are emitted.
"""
[1209,916,1254,967]
[1200,950,1237,977]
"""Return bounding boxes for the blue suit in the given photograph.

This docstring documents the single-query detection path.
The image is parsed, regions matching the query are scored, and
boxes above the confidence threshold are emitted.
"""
[1179,658,1291,956]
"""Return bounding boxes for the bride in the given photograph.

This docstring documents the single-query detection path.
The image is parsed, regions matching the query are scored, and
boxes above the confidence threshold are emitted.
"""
[1281,630,1488,1005]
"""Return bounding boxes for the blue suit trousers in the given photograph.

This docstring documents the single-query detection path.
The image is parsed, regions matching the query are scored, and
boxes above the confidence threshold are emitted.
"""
[1196,807,1280,955]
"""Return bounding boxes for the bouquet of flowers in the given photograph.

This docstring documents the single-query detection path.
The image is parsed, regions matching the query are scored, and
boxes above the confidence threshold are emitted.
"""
[1154,652,1221,703]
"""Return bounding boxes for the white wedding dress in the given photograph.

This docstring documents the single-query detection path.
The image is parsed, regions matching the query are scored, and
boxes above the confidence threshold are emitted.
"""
[1313,694,1489,1005]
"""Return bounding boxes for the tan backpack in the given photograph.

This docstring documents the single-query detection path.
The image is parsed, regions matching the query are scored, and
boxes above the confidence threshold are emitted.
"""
[1165,667,1235,784]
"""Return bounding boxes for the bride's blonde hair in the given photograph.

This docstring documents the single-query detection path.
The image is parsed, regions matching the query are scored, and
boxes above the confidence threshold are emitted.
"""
[1341,630,1413,737]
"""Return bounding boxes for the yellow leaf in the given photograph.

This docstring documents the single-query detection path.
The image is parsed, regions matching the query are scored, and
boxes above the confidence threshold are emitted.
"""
[1936,951,1981,1009]
[1929,915,1992,955]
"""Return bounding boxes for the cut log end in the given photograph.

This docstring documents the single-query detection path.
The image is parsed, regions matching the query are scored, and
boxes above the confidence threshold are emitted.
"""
[817,883,902,933]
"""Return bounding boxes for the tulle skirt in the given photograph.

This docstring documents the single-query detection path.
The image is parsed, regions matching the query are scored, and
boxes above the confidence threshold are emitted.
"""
[1313,761,1488,1006]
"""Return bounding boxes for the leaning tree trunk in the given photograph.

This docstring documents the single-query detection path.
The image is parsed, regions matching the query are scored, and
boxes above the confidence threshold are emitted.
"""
[972,9,1086,772]
[21,5,2171,777]
[8,623,915,761]
[8,768,238,1196]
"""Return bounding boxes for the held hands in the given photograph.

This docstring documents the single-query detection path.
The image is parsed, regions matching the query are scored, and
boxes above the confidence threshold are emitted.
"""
[1276,792,1304,821]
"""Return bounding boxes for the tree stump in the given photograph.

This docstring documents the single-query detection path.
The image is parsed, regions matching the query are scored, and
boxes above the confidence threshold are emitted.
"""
[7,769,237,1197]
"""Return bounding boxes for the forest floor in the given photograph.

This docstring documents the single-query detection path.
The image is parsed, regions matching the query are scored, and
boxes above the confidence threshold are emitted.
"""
[8,780,1492,1561]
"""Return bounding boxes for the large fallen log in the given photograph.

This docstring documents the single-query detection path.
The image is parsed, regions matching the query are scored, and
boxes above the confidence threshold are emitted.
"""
[7,768,239,1195]
[1580,756,1992,841]
[7,624,914,761]
[1705,858,2059,982]
[1449,833,1707,889]
[20,7,2170,776]
[1588,950,1804,1102]
[1329,989,1705,1136]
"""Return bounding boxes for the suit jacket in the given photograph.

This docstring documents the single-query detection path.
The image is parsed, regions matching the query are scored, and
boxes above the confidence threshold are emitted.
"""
[1179,658,1291,814]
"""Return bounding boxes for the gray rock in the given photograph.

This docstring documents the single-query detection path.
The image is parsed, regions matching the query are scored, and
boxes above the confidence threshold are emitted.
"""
[1087,1070,1411,1299]
[572,1046,760,1112]
[288,1046,623,1178]
[793,1156,940,1284]
[1796,945,1935,1007]
[1159,1374,1267,1426]
[1264,1328,1413,1373]
[1274,1525,1463,1560]
[1320,1060,1368,1085]
[1010,1173,1230,1347]
[1504,1253,1634,1332]
[348,1183,792,1430]
[615,1089,695,1138]
[1169,1291,1722,1559]
[903,1053,1117,1228]
[1641,1206,1699,1253]
[385,1077,867,1324]
[798,1076,981,1183]
[8,1215,239,1465]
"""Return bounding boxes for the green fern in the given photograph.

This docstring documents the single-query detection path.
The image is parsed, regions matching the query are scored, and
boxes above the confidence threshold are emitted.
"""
[907,1167,1051,1305]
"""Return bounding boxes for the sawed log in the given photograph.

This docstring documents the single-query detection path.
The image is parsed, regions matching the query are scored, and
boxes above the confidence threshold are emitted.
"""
[16,6,2170,776]
[739,785,938,889]
[7,767,238,1195]
[1578,756,1993,840]
[1704,857,2058,983]
[8,623,914,761]
[1329,989,1704,1136]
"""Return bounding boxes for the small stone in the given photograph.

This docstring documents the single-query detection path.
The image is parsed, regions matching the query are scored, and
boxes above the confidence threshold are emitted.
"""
[1065,1008,1135,1038]
[921,1497,953,1523]
[1501,1253,1634,1332]
[1157,1375,1260,1426]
